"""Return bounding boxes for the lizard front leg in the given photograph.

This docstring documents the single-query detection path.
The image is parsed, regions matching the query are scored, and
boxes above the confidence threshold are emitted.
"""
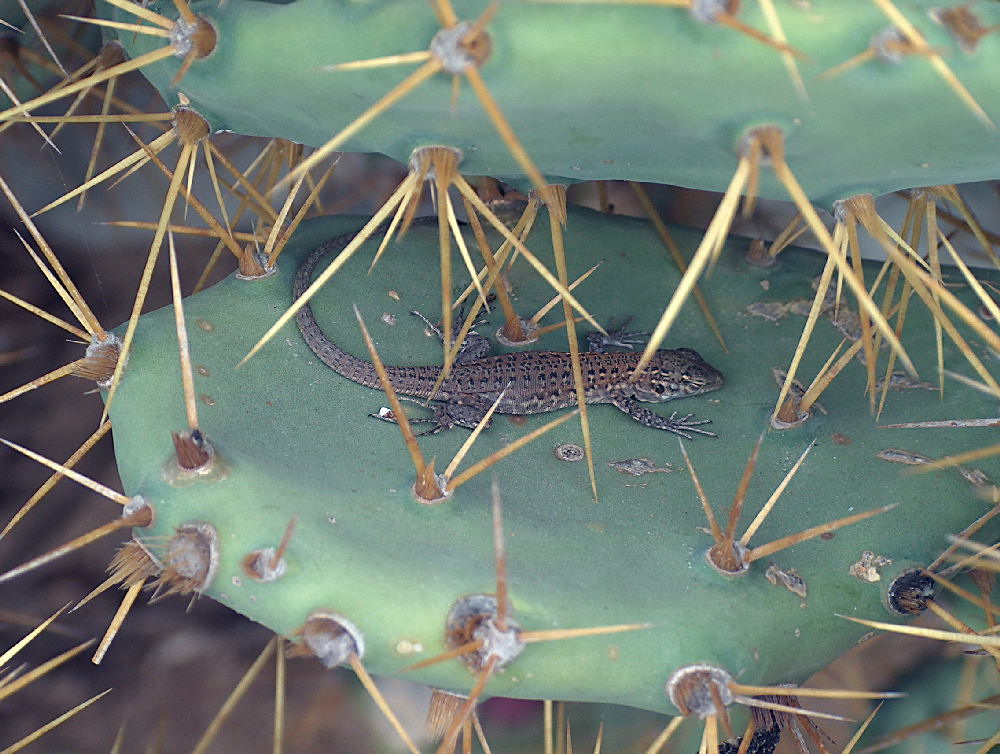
[609,395,717,439]
[411,310,491,363]
[587,317,650,353]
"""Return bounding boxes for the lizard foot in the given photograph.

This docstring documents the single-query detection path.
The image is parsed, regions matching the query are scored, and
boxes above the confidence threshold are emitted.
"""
[587,317,650,353]
[610,396,717,439]
[369,406,453,436]
[411,309,492,363]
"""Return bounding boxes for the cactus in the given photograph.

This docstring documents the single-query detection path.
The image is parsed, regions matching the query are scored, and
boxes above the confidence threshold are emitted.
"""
[108,207,997,713]
[0,0,999,751]
[108,0,1000,204]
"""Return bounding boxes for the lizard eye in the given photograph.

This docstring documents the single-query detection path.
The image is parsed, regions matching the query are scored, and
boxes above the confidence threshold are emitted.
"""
[650,382,665,394]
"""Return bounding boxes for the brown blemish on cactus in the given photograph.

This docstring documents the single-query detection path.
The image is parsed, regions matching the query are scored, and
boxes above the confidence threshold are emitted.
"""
[150,522,219,597]
[287,610,364,668]
[886,569,934,614]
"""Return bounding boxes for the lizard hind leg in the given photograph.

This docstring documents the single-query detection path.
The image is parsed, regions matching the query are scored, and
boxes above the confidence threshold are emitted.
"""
[610,395,717,439]
[368,397,457,436]
[368,400,493,435]
[442,400,495,431]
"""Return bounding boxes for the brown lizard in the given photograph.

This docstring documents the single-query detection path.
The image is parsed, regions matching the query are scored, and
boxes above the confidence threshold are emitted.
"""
[295,232,725,438]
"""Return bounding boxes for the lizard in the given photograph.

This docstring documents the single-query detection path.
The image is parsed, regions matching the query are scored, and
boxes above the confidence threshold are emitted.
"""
[294,232,725,438]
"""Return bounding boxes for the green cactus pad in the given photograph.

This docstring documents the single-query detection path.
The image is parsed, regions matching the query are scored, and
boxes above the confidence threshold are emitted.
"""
[108,206,998,714]
[113,0,1000,204]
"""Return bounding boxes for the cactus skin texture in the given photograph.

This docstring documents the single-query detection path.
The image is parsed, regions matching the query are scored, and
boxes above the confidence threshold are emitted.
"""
[108,207,999,714]
[111,0,1000,205]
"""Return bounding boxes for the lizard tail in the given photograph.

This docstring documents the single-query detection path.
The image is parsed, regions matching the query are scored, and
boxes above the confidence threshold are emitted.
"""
[293,234,384,390]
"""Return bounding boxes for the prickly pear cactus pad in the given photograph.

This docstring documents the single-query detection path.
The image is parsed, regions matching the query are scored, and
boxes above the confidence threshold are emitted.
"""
[108,206,998,714]
[111,0,1000,204]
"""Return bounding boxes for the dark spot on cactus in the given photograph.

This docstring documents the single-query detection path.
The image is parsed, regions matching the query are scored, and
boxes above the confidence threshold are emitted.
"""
[887,569,935,615]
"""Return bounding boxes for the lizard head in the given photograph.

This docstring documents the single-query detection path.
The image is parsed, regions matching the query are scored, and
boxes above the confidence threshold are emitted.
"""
[632,348,724,402]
